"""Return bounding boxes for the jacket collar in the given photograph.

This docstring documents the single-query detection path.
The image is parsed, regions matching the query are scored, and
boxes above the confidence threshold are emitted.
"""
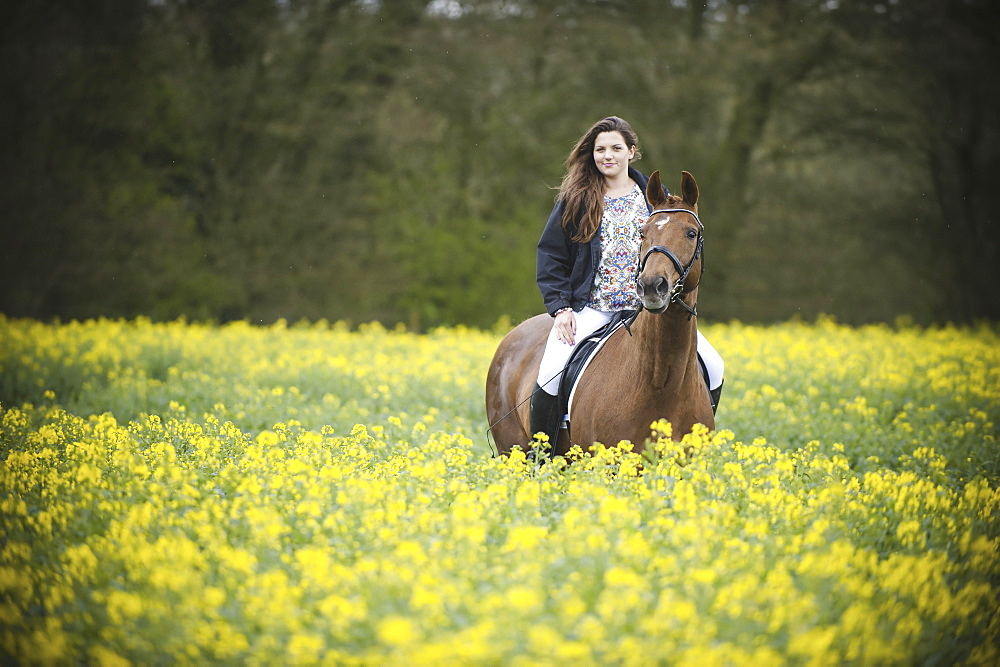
[628,167,653,212]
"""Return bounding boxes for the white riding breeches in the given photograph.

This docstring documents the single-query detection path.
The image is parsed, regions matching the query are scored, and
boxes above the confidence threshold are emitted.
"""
[696,329,725,391]
[535,306,725,395]
[536,307,613,395]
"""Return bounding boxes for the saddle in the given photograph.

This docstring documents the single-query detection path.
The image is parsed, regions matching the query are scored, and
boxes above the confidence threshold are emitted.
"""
[556,309,716,428]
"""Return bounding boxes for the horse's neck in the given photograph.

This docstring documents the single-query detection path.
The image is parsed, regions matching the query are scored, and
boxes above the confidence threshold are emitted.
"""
[632,295,700,390]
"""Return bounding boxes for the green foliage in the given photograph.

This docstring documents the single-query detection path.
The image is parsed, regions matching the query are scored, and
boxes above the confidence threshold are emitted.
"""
[1,0,997,327]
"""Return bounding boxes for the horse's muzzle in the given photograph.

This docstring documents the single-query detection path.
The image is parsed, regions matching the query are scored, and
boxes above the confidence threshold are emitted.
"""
[637,275,671,313]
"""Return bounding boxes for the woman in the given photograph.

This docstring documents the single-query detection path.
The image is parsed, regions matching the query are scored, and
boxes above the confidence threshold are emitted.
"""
[531,116,724,444]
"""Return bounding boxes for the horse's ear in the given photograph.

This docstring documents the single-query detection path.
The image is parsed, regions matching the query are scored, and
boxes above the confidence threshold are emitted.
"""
[646,170,668,209]
[680,171,699,208]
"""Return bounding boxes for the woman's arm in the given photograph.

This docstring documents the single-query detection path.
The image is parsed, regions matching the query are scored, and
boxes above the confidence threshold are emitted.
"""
[536,200,575,316]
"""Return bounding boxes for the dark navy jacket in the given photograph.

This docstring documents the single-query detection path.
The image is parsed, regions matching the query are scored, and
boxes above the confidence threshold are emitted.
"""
[536,167,668,316]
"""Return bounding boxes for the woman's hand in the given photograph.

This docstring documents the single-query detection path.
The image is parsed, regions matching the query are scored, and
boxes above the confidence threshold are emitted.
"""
[554,309,577,345]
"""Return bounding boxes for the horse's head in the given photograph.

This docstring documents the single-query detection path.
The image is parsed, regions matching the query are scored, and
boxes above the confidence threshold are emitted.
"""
[636,170,704,315]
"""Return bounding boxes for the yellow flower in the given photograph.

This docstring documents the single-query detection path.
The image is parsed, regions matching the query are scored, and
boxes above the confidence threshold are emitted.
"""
[254,430,278,447]
[507,586,544,612]
[377,616,417,646]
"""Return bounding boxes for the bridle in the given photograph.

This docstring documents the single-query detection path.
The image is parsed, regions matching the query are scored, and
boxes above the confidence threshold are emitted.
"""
[635,208,705,319]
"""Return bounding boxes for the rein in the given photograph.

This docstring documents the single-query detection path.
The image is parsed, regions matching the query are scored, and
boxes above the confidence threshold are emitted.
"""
[635,207,704,319]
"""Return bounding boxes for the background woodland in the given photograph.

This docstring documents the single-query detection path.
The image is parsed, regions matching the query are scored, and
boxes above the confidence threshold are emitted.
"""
[2,0,997,329]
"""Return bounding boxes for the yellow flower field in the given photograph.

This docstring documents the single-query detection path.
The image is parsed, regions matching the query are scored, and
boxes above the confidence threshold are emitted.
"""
[1,315,998,664]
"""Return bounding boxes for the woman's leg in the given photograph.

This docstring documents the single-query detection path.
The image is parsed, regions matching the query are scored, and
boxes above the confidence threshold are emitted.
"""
[696,330,724,390]
[536,307,613,395]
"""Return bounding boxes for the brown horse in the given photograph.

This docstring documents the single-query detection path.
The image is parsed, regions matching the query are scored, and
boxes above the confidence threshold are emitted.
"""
[485,170,713,456]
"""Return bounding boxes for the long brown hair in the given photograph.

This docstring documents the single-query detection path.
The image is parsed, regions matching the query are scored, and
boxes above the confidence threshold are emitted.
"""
[557,116,642,242]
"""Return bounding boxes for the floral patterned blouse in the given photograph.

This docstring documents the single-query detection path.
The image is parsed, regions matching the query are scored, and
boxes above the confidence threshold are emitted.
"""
[588,184,648,312]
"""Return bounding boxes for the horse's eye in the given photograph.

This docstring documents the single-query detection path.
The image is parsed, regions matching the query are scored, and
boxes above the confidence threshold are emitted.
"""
[686,229,698,239]
[639,228,646,240]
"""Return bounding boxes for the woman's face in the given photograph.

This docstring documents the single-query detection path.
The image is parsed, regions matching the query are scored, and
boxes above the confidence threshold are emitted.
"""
[593,131,635,180]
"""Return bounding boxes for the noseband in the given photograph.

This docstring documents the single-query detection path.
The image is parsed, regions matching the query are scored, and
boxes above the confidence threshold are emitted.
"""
[635,208,705,318]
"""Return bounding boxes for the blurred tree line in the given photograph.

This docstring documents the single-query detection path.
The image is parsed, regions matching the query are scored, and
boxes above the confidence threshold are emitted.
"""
[1,0,997,329]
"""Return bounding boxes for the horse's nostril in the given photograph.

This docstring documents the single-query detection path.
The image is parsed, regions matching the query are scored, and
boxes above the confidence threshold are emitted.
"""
[638,276,669,298]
